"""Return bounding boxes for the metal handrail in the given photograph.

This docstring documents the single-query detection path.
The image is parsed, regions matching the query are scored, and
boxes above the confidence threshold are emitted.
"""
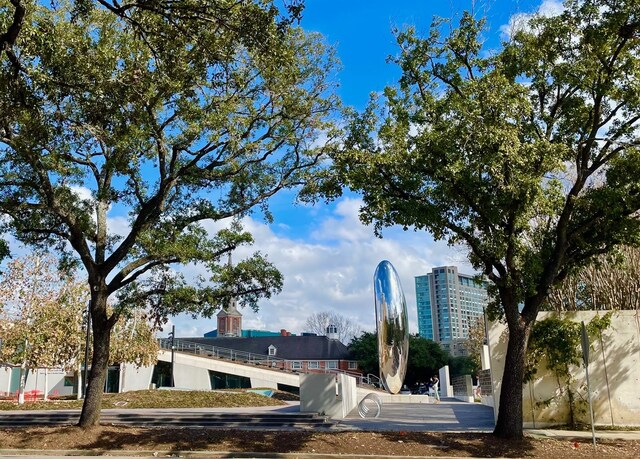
[364,373,382,387]
[157,337,364,381]
[158,338,288,366]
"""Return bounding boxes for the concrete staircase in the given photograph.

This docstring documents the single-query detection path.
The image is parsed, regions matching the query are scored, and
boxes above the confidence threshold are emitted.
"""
[0,410,336,429]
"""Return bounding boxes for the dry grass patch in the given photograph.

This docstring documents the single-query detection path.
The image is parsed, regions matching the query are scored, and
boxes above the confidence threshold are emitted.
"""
[0,389,289,410]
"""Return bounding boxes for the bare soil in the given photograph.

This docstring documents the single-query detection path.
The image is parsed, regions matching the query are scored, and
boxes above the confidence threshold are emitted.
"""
[1,426,639,457]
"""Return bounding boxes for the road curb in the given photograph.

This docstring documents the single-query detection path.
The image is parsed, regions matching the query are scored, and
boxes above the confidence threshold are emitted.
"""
[526,429,640,441]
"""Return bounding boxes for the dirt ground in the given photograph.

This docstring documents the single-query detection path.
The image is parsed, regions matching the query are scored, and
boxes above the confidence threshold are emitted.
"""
[1,426,639,458]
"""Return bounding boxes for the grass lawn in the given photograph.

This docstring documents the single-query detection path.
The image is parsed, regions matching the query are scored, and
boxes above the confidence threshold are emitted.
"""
[0,388,295,410]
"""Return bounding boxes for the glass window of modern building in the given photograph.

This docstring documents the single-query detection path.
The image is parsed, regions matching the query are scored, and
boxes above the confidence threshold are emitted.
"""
[415,266,488,355]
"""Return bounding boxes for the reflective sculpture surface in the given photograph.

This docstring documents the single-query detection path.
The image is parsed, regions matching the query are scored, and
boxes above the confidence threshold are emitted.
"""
[373,260,409,394]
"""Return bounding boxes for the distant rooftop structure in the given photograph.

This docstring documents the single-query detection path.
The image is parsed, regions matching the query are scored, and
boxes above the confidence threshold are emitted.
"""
[204,328,296,338]
[183,335,352,361]
[216,254,243,337]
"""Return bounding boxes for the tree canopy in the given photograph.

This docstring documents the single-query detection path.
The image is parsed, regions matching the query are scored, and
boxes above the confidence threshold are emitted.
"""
[348,332,448,386]
[0,0,339,426]
[0,254,87,403]
[0,254,158,402]
[310,0,640,438]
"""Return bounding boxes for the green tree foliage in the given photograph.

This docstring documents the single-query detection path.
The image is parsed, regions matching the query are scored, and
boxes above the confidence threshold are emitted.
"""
[465,316,487,371]
[447,355,478,379]
[348,331,379,376]
[0,254,86,403]
[348,332,448,386]
[106,307,160,369]
[306,0,640,438]
[0,0,339,426]
[406,335,448,385]
[526,313,612,428]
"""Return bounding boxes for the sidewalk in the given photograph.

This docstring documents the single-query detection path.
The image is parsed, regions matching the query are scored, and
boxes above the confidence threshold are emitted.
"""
[1,401,638,458]
[527,428,640,441]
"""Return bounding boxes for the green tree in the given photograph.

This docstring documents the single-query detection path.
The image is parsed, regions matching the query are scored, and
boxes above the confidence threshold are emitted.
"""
[465,316,487,372]
[109,308,159,369]
[308,1,640,438]
[447,355,478,380]
[406,335,448,386]
[348,332,447,386]
[0,0,338,426]
[0,254,86,403]
[0,254,160,400]
[348,331,379,377]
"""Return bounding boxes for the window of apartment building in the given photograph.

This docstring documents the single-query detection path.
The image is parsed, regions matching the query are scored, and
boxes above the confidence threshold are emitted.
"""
[291,361,302,370]
[308,361,320,369]
[348,361,358,370]
[326,361,338,369]
[268,345,277,356]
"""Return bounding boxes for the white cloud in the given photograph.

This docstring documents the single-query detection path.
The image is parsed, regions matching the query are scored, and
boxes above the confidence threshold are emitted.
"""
[70,185,93,202]
[5,184,476,341]
[171,197,476,340]
[69,185,129,241]
[500,0,564,40]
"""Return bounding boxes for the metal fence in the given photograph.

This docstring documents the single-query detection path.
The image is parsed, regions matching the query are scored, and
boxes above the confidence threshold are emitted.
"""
[157,337,371,385]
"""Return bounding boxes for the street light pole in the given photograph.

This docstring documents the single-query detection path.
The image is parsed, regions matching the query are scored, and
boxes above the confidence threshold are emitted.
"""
[82,300,91,399]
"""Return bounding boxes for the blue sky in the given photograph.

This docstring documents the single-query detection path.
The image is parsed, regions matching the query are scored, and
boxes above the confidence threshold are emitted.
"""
[168,0,562,340]
[3,0,558,340]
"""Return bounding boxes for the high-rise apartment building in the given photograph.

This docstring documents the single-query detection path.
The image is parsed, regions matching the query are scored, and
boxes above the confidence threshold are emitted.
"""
[415,266,488,354]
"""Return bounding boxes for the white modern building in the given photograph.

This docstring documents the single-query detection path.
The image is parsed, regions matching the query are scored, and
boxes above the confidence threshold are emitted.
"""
[415,266,488,355]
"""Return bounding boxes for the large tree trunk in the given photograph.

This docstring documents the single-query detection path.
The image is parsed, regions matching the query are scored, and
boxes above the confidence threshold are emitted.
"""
[78,292,112,427]
[493,316,534,439]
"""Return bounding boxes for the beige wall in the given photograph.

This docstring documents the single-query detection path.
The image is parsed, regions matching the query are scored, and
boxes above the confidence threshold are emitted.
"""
[488,310,640,428]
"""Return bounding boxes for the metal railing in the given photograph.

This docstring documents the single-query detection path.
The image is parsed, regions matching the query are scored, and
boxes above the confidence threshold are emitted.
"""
[157,337,372,384]
[158,337,288,367]
[362,373,382,387]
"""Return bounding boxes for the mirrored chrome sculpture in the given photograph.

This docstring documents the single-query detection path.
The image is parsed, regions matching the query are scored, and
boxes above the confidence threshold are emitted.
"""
[373,260,409,394]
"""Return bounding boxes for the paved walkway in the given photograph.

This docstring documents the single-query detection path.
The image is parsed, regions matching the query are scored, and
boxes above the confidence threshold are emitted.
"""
[1,399,639,458]
[339,399,495,432]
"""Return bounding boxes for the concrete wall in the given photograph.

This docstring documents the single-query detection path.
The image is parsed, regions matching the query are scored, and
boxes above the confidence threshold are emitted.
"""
[1,349,335,397]
[120,363,154,392]
[488,310,640,427]
[452,374,474,402]
[337,373,358,418]
[0,366,74,398]
[155,350,299,391]
[300,373,358,419]
[439,365,452,398]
